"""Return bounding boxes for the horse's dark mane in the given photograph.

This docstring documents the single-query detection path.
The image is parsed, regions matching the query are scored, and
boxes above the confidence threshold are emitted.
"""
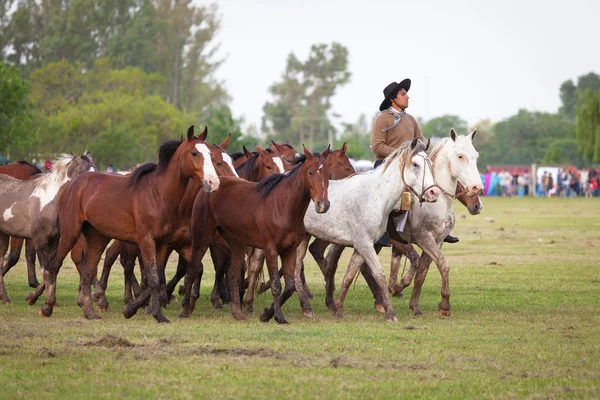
[283,143,294,149]
[127,163,157,186]
[289,152,322,166]
[230,152,244,160]
[236,153,259,178]
[157,140,183,172]
[17,160,43,174]
[127,139,183,186]
[256,158,308,199]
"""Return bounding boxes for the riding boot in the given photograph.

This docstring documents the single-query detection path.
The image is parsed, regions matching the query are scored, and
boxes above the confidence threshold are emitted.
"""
[376,232,392,247]
[443,234,459,244]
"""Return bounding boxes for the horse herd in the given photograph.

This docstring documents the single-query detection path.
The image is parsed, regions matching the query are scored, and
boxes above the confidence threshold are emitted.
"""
[0,125,484,324]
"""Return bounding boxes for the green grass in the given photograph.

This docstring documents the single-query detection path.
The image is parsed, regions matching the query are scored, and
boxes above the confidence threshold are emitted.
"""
[1,197,599,399]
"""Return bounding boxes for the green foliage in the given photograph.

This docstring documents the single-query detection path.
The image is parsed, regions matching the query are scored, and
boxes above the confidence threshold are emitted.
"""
[27,59,191,170]
[0,61,33,156]
[336,114,374,160]
[543,138,585,166]
[559,72,600,119]
[421,115,468,138]
[202,105,260,150]
[575,89,600,163]
[263,42,351,149]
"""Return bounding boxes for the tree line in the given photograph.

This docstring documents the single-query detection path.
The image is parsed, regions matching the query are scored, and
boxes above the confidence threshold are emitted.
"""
[1,1,599,169]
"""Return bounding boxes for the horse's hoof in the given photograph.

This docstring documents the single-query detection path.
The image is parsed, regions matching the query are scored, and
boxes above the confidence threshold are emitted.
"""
[178,309,191,319]
[40,305,53,317]
[386,315,399,323]
[97,305,109,312]
[374,303,385,313]
[26,293,38,305]
[275,316,289,325]
[334,310,343,319]
[156,315,170,324]
[170,295,178,303]
[412,308,423,316]
[123,304,137,319]
[28,281,40,289]
[212,301,223,310]
[439,309,451,317]
[2,298,11,305]
[85,312,102,320]
[232,312,246,321]
[260,307,273,322]
[438,303,451,317]
[303,310,315,319]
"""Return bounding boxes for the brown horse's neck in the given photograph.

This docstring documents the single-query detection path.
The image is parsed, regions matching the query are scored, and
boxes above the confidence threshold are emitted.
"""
[276,166,312,226]
[156,151,191,207]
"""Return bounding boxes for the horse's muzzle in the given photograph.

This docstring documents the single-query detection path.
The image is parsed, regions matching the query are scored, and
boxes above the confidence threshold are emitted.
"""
[203,176,220,193]
[315,200,330,214]
[468,201,483,215]
[423,187,440,203]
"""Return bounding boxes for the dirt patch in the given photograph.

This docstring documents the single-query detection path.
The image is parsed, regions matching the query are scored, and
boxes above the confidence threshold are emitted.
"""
[84,335,134,348]
[485,261,503,266]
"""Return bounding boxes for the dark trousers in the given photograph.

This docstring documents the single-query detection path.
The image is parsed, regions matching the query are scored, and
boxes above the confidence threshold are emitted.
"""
[374,160,384,169]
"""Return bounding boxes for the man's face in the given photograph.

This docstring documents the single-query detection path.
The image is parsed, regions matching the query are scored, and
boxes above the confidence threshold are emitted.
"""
[393,89,409,109]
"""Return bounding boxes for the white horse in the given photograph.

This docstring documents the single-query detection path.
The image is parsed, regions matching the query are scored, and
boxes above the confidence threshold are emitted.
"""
[281,138,440,323]
[329,129,483,317]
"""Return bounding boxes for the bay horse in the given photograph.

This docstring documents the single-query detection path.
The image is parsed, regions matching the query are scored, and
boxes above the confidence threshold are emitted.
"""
[324,129,483,317]
[180,147,330,324]
[38,126,219,323]
[248,142,356,312]
[0,154,95,304]
[292,138,440,322]
[0,161,43,288]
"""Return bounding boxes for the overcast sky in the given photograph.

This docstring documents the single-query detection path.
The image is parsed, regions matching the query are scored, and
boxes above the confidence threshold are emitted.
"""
[196,0,599,133]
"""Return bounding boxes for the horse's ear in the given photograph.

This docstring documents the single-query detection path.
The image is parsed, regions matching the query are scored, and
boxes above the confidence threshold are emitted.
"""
[220,134,231,149]
[424,138,431,152]
[187,125,195,141]
[303,144,312,158]
[243,145,253,158]
[270,140,284,155]
[469,129,477,141]
[341,142,348,154]
[255,145,267,157]
[322,144,331,158]
[198,126,208,141]
[410,138,418,149]
[450,128,457,142]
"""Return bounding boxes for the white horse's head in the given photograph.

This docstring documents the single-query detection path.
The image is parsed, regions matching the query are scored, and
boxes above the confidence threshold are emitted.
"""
[445,129,484,196]
[399,138,440,203]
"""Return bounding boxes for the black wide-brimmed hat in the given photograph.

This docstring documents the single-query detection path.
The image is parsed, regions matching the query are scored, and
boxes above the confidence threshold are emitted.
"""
[379,78,411,111]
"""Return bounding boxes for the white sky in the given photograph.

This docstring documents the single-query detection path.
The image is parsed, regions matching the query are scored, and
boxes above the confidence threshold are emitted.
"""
[197,0,600,132]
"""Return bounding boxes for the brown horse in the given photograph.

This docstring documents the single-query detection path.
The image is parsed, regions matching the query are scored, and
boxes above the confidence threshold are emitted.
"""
[0,161,43,288]
[37,126,219,323]
[180,147,331,324]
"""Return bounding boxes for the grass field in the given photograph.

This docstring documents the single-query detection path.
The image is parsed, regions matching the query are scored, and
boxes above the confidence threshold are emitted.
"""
[1,197,599,399]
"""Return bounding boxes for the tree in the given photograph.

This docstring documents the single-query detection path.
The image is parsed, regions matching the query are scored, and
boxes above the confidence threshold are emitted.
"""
[202,105,260,150]
[336,114,374,161]
[575,89,600,163]
[559,72,600,119]
[0,61,33,157]
[262,43,351,149]
[421,115,468,139]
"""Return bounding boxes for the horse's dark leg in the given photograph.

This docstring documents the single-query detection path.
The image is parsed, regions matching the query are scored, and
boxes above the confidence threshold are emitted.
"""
[2,237,23,279]
[357,244,384,312]
[259,246,285,324]
[324,243,344,313]
[124,239,169,323]
[166,254,188,301]
[243,248,264,314]
[293,237,314,318]
[25,238,39,288]
[409,252,433,316]
[300,262,312,299]
[224,240,246,321]
[76,227,110,320]
[308,237,330,276]
[390,243,420,297]
[262,248,298,324]
[0,233,12,304]
[209,243,230,309]
[97,240,120,292]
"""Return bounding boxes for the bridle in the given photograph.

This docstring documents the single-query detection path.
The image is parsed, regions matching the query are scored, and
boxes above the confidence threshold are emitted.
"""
[400,151,438,206]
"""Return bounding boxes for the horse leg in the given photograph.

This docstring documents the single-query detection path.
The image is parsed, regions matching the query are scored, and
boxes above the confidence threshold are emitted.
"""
[76,227,110,319]
[179,234,211,319]
[388,245,402,294]
[417,237,451,316]
[25,238,39,288]
[308,237,330,276]
[259,247,285,324]
[360,262,385,313]
[0,233,11,304]
[324,243,345,312]
[209,243,230,309]
[262,248,298,324]
[332,249,363,318]
[97,240,120,292]
[409,252,433,316]
[243,248,264,314]
[390,244,421,297]
[166,254,188,301]
[292,237,314,318]
[225,241,246,321]
[2,237,23,281]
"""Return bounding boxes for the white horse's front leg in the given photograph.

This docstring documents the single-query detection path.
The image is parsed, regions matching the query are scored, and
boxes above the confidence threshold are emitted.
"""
[416,234,451,316]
